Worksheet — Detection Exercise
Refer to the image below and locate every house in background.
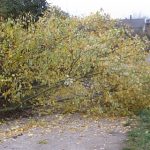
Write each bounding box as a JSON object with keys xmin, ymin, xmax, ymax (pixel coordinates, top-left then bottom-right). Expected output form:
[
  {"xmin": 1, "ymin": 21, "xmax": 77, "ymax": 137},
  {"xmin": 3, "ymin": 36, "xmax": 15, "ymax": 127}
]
[
  {"xmin": 118, "ymin": 15, "xmax": 150, "ymax": 37},
  {"xmin": 145, "ymin": 19, "xmax": 150, "ymax": 38}
]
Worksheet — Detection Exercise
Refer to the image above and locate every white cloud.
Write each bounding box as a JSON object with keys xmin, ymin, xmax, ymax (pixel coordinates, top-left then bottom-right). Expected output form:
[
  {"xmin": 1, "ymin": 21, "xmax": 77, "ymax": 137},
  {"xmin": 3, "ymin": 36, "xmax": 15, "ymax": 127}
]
[{"xmin": 47, "ymin": 0, "xmax": 150, "ymax": 18}]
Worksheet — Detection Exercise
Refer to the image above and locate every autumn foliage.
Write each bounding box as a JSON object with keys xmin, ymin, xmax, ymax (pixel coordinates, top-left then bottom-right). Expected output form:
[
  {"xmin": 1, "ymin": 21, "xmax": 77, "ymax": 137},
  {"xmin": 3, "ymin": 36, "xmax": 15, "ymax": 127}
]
[{"xmin": 0, "ymin": 11, "xmax": 149, "ymax": 116}]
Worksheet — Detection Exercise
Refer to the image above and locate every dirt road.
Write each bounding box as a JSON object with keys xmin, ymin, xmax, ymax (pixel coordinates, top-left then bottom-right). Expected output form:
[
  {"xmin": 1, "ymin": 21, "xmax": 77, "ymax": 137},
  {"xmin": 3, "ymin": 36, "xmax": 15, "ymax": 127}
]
[{"xmin": 0, "ymin": 114, "xmax": 131, "ymax": 150}]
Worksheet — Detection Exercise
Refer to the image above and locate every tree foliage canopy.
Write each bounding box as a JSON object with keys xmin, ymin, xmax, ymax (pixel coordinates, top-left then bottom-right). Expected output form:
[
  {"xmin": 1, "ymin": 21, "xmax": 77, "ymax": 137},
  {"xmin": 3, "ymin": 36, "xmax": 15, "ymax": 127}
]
[
  {"xmin": 0, "ymin": 10, "xmax": 149, "ymax": 116},
  {"xmin": 0, "ymin": 0, "xmax": 48, "ymax": 20}
]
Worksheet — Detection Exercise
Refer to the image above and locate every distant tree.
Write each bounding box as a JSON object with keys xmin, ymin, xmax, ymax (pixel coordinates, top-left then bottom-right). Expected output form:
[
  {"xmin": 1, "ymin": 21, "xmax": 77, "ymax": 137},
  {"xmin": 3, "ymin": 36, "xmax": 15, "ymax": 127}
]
[
  {"xmin": 47, "ymin": 5, "xmax": 70, "ymax": 19},
  {"xmin": 0, "ymin": 0, "xmax": 48, "ymax": 21}
]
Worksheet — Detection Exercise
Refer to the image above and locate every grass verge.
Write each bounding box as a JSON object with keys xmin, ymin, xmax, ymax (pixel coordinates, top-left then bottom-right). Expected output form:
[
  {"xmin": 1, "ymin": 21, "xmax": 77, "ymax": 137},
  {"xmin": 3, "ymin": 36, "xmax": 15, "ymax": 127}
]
[{"xmin": 124, "ymin": 109, "xmax": 150, "ymax": 150}]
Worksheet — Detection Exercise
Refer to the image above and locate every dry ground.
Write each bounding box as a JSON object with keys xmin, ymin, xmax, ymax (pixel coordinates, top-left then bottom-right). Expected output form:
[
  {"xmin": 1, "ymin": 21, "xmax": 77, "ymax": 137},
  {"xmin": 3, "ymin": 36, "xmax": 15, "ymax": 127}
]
[{"xmin": 0, "ymin": 114, "xmax": 132, "ymax": 150}]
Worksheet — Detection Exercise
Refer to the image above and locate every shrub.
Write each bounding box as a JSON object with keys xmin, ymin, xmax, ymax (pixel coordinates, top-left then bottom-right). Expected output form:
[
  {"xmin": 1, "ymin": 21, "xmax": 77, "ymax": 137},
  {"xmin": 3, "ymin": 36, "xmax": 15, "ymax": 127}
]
[{"xmin": 0, "ymin": 11, "xmax": 149, "ymax": 115}]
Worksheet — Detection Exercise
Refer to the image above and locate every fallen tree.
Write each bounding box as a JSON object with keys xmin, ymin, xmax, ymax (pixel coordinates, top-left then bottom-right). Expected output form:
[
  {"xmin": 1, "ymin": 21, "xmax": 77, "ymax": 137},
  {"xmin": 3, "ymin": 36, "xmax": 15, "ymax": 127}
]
[{"xmin": 0, "ymin": 11, "xmax": 150, "ymax": 116}]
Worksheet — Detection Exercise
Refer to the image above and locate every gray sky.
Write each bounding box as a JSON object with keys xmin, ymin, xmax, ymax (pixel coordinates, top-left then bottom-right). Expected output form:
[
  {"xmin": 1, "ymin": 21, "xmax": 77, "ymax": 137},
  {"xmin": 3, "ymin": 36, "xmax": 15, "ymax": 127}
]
[{"xmin": 47, "ymin": 0, "xmax": 150, "ymax": 18}]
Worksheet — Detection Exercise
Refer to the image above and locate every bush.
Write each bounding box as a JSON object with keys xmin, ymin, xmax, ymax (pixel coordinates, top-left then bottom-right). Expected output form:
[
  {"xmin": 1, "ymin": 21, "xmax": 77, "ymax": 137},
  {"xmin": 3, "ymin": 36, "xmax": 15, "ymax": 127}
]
[{"xmin": 0, "ymin": 11, "xmax": 149, "ymax": 115}]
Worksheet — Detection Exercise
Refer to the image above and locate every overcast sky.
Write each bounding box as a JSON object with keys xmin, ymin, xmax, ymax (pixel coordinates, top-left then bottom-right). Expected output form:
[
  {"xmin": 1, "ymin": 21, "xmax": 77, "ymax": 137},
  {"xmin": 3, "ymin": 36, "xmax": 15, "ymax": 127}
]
[{"xmin": 47, "ymin": 0, "xmax": 150, "ymax": 18}]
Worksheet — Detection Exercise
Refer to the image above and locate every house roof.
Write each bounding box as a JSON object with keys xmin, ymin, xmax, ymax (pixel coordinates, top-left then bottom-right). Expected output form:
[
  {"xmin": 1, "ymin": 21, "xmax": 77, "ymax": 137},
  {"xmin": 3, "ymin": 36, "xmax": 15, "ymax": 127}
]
[{"xmin": 119, "ymin": 18, "xmax": 145, "ymax": 29}]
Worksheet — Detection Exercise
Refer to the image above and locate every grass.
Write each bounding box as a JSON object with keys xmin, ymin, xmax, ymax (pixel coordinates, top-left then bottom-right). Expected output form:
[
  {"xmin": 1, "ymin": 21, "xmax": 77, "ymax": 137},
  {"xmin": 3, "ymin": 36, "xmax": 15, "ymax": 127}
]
[{"xmin": 124, "ymin": 109, "xmax": 150, "ymax": 150}]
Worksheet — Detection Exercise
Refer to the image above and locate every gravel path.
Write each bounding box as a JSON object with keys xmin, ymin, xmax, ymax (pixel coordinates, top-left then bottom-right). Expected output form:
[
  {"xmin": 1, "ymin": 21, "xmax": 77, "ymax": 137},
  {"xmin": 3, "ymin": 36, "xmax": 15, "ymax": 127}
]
[{"xmin": 0, "ymin": 114, "xmax": 131, "ymax": 150}]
